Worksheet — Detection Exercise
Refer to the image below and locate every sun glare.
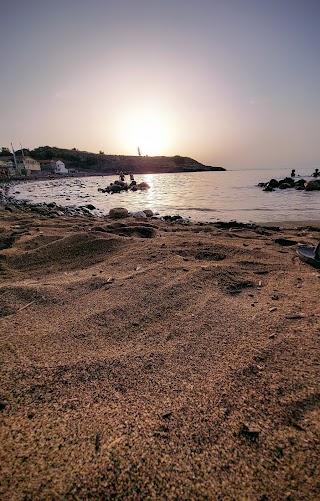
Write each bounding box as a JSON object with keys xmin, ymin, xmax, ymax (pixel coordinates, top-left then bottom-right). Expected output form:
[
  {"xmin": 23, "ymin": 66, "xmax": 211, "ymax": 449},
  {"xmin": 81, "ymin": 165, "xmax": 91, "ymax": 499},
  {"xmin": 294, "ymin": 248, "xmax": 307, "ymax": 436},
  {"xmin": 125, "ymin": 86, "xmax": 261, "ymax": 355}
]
[{"xmin": 118, "ymin": 107, "xmax": 172, "ymax": 156}]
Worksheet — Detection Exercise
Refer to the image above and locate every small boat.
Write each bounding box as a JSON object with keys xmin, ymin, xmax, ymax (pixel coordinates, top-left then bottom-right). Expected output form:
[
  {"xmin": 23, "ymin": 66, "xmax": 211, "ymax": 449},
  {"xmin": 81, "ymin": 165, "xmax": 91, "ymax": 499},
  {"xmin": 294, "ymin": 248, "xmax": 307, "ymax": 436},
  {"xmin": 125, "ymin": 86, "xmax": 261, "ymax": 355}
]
[{"xmin": 296, "ymin": 243, "xmax": 320, "ymax": 269}]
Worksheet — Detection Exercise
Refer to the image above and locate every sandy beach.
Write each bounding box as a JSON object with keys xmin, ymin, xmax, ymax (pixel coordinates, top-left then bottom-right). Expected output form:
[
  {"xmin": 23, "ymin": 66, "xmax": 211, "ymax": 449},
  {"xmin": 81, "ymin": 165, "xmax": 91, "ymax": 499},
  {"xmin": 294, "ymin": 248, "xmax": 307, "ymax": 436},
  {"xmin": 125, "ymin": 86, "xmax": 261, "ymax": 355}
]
[{"xmin": 0, "ymin": 203, "xmax": 319, "ymax": 499}]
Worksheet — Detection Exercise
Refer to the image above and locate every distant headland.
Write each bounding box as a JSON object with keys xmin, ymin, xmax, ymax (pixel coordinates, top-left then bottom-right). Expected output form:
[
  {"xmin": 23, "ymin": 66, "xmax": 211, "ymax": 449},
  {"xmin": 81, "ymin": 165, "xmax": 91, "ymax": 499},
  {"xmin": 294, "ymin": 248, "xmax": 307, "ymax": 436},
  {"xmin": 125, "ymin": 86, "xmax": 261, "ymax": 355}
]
[{"xmin": 0, "ymin": 145, "xmax": 225, "ymax": 177}]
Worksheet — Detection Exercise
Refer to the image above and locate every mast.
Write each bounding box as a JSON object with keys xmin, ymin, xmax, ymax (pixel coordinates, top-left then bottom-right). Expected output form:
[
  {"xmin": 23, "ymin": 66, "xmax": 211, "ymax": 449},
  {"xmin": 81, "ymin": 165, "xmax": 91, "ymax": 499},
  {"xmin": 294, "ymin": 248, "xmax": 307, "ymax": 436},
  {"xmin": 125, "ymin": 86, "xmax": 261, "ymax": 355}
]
[
  {"xmin": 11, "ymin": 143, "xmax": 18, "ymax": 171},
  {"xmin": 20, "ymin": 142, "xmax": 26, "ymax": 171}
]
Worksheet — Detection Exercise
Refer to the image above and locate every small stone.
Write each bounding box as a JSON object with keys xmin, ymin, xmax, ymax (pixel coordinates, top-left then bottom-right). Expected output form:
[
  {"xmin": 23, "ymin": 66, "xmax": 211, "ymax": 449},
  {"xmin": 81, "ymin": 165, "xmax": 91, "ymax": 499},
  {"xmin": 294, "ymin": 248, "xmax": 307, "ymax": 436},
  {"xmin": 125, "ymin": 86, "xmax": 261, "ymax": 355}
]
[
  {"xmin": 143, "ymin": 209, "xmax": 153, "ymax": 217},
  {"xmin": 272, "ymin": 295, "xmax": 279, "ymax": 300},
  {"xmin": 269, "ymin": 334, "xmax": 276, "ymax": 339},
  {"xmin": 285, "ymin": 314, "xmax": 305, "ymax": 319},
  {"xmin": 109, "ymin": 207, "xmax": 129, "ymax": 219},
  {"xmin": 0, "ymin": 402, "xmax": 7, "ymax": 411},
  {"xmin": 239, "ymin": 423, "xmax": 261, "ymax": 441},
  {"xmin": 269, "ymin": 307, "xmax": 277, "ymax": 312}
]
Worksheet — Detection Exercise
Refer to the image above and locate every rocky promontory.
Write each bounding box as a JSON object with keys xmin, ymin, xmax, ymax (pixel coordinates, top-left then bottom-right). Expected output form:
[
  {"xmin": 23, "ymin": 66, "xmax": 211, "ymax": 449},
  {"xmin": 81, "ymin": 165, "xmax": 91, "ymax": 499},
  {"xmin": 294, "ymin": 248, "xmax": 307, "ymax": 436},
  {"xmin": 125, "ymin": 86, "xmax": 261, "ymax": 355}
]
[{"xmin": 6, "ymin": 146, "xmax": 225, "ymax": 175}]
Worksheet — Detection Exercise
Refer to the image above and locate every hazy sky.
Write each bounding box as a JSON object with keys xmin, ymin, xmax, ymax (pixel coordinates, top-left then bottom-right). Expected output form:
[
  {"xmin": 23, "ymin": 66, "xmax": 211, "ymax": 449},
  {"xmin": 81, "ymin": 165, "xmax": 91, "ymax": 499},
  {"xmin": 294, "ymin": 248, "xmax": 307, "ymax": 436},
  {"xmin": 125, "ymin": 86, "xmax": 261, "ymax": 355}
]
[{"xmin": 1, "ymin": 0, "xmax": 319, "ymax": 169}]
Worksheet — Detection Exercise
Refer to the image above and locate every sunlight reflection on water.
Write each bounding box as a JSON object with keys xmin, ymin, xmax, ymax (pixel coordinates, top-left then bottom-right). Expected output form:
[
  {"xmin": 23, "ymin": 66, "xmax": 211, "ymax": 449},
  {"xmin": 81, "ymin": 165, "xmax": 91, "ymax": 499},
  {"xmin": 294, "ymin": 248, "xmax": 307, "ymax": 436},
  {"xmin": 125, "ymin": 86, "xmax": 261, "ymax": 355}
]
[{"xmin": 9, "ymin": 168, "xmax": 320, "ymax": 223}]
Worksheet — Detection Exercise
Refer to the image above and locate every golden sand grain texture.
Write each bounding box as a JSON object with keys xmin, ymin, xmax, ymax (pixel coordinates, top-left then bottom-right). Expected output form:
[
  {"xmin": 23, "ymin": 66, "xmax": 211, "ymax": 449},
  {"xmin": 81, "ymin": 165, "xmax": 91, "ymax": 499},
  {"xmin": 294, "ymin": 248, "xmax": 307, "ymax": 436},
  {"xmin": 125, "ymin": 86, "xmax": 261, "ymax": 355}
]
[{"xmin": 0, "ymin": 206, "xmax": 319, "ymax": 499}]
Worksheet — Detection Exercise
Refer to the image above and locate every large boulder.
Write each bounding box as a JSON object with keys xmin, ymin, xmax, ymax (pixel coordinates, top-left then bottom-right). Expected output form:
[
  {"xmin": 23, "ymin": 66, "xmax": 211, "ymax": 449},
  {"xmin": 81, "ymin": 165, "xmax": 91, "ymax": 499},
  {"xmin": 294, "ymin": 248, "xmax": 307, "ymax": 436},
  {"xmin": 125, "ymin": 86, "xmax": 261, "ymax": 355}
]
[
  {"xmin": 305, "ymin": 180, "xmax": 320, "ymax": 191},
  {"xmin": 268, "ymin": 178, "xmax": 279, "ymax": 188},
  {"xmin": 278, "ymin": 177, "xmax": 295, "ymax": 188},
  {"xmin": 294, "ymin": 179, "xmax": 306, "ymax": 188},
  {"xmin": 109, "ymin": 207, "xmax": 129, "ymax": 219}
]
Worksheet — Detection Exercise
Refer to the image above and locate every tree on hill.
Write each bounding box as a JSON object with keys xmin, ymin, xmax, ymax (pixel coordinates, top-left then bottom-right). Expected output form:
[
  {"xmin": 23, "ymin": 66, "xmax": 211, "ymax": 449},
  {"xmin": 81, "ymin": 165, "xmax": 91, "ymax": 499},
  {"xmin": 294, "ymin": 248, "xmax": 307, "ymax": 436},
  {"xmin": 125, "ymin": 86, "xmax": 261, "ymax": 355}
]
[
  {"xmin": 0, "ymin": 147, "xmax": 12, "ymax": 156},
  {"xmin": 31, "ymin": 147, "xmax": 54, "ymax": 160}
]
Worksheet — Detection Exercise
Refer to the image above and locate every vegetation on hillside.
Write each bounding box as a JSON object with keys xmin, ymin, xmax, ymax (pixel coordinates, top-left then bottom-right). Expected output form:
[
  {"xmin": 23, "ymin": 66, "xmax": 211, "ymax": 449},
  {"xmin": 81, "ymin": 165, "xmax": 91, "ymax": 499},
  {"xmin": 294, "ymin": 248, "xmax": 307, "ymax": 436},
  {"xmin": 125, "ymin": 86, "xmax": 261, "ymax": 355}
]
[{"xmin": 1, "ymin": 145, "xmax": 225, "ymax": 174}]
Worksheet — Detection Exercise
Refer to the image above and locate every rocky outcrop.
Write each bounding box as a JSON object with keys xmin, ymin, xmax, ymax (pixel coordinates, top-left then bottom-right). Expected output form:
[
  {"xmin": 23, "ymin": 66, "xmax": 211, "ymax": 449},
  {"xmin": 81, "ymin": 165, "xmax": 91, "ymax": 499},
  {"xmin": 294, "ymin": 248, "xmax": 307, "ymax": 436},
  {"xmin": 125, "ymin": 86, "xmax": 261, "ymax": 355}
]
[
  {"xmin": 305, "ymin": 180, "xmax": 320, "ymax": 191},
  {"xmin": 259, "ymin": 177, "xmax": 320, "ymax": 192},
  {"xmin": 98, "ymin": 180, "xmax": 151, "ymax": 194}
]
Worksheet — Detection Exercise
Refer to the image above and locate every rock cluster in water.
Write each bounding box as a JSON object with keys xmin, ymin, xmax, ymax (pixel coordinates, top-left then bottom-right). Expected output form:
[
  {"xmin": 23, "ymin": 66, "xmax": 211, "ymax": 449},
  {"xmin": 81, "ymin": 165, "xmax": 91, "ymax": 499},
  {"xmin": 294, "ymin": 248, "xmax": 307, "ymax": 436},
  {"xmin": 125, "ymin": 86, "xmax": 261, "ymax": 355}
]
[
  {"xmin": 258, "ymin": 177, "xmax": 320, "ymax": 192},
  {"xmin": 98, "ymin": 180, "xmax": 150, "ymax": 194}
]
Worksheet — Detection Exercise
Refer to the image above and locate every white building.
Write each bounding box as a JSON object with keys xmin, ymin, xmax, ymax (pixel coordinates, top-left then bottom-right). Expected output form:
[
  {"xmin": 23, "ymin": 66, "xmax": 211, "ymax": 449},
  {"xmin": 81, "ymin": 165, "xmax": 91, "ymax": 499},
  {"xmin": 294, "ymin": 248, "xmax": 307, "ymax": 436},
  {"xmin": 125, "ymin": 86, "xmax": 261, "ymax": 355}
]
[{"xmin": 53, "ymin": 160, "xmax": 68, "ymax": 174}]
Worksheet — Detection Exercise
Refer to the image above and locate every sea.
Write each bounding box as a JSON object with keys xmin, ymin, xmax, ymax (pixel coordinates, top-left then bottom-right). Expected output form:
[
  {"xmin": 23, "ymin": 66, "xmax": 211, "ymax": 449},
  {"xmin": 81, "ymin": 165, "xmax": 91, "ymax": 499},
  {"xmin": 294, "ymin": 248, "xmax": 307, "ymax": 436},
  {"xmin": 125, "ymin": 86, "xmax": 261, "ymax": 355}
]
[{"xmin": 7, "ymin": 168, "xmax": 320, "ymax": 224}]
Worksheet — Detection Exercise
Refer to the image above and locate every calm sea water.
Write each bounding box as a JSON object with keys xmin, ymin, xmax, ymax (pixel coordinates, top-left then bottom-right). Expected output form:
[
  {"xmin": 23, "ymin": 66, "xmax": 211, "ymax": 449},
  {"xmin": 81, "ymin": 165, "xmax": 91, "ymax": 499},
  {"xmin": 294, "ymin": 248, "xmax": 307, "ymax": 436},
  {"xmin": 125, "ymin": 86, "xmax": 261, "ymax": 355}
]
[{"xmin": 8, "ymin": 168, "xmax": 320, "ymax": 223}]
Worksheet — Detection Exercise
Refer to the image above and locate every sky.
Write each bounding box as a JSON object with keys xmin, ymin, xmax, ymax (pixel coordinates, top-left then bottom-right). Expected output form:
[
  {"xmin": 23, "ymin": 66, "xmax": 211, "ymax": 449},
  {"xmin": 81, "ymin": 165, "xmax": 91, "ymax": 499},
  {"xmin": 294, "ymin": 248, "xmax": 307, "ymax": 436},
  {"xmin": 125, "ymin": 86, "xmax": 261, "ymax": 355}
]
[{"xmin": 1, "ymin": 0, "xmax": 319, "ymax": 169}]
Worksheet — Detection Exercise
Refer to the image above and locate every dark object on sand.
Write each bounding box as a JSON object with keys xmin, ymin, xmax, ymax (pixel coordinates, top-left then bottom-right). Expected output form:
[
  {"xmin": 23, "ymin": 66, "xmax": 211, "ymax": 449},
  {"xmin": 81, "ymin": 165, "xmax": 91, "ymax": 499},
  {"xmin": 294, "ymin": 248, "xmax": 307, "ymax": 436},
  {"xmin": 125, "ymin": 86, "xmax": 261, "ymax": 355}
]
[
  {"xmin": 275, "ymin": 238, "xmax": 297, "ymax": 246},
  {"xmin": 296, "ymin": 243, "xmax": 320, "ymax": 269}
]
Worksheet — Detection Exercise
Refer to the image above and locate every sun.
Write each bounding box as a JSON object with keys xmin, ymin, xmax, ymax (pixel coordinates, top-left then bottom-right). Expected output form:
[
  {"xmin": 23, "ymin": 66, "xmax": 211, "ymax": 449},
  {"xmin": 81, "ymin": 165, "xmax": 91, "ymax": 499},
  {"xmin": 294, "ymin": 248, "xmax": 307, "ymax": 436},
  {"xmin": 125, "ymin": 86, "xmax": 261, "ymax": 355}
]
[{"xmin": 118, "ymin": 106, "xmax": 172, "ymax": 156}]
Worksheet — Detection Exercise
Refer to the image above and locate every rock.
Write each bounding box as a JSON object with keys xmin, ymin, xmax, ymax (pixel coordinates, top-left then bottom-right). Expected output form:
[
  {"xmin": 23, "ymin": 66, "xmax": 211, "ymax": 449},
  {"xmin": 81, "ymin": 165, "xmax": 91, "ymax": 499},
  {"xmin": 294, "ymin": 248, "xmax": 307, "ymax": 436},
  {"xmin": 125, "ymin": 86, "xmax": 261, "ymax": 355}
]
[
  {"xmin": 109, "ymin": 207, "xmax": 129, "ymax": 219},
  {"xmin": 294, "ymin": 179, "xmax": 306, "ymax": 188},
  {"xmin": 137, "ymin": 182, "xmax": 150, "ymax": 190},
  {"xmin": 131, "ymin": 211, "xmax": 147, "ymax": 218},
  {"xmin": 83, "ymin": 204, "xmax": 96, "ymax": 210},
  {"xmin": 163, "ymin": 215, "xmax": 183, "ymax": 222},
  {"xmin": 239, "ymin": 423, "xmax": 261, "ymax": 442},
  {"xmin": 267, "ymin": 179, "xmax": 279, "ymax": 188},
  {"xmin": 274, "ymin": 238, "xmax": 297, "ymax": 246},
  {"xmin": 279, "ymin": 177, "xmax": 295, "ymax": 187},
  {"xmin": 143, "ymin": 209, "xmax": 154, "ymax": 217},
  {"xmin": 279, "ymin": 183, "xmax": 292, "ymax": 189},
  {"xmin": 107, "ymin": 184, "xmax": 122, "ymax": 193},
  {"xmin": 305, "ymin": 179, "xmax": 320, "ymax": 191}
]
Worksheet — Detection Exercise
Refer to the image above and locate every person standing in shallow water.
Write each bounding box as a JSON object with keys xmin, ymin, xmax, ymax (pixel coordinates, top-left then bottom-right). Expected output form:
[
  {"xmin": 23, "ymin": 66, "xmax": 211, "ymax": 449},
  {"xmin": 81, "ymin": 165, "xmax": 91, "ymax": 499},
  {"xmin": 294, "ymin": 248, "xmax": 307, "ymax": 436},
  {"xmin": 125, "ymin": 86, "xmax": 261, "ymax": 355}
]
[
  {"xmin": 129, "ymin": 172, "xmax": 135, "ymax": 181},
  {"xmin": 312, "ymin": 168, "xmax": 319, "ymax": 177},
  {"xmin": 291, "ymin": 169, "xmax": 295, "ymax": 177}
]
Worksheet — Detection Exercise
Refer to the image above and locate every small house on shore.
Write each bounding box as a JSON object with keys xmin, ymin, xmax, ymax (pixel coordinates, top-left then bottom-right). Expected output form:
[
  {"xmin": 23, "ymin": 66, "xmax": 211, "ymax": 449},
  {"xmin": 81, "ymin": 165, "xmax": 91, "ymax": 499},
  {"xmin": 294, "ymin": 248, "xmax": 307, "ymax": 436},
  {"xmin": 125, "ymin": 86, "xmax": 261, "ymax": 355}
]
[
  {"xmin": 54, "ymin": 160, "xmax": 68, "ymax": 174},
  {"xmin": 16, "ymin": 156, "xmax": 41, "ymax": 176},
  {"xmin": 39, "ymin": 159, "xmax": 68, "ymax": 174}
]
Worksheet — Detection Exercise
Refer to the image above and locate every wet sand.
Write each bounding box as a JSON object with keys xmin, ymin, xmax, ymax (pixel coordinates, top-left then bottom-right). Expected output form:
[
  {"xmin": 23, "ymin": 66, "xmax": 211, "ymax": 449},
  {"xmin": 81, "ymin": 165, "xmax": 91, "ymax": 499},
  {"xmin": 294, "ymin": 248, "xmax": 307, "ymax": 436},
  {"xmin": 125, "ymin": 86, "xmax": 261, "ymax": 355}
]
[{"xmin": 0, "ymin": 204, "xmax": 319, "ymax": 499}]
